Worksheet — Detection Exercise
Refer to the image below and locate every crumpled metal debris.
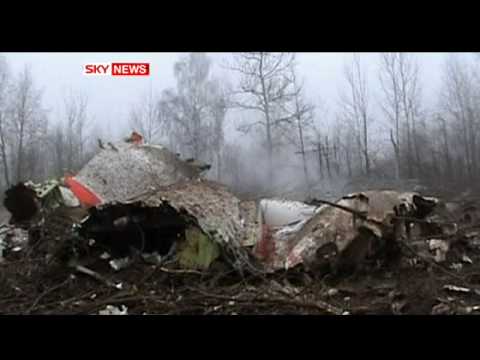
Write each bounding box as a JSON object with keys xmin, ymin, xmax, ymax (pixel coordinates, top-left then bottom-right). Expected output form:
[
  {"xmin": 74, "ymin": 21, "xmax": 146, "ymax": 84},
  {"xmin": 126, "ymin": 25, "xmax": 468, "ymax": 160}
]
[
  {"xmin": 80, "ymin": 180, "xmax": 253, "ymax": 271},
  {"xmin": 59, "ymin": 186, "xmax": 80, "ymax": 207},
  {"xmin": 71, "ymin": 141, "xmax": 210, "ymax": 205},
  {"xmin": 443, "ymin": 284, "xmax": 471, "ymax": 293},
  {"xmin": 109, "ymin": 257, "xmax": 132, "ymax": 271},
  {"xmin": 253, "ymin": 199, "xmax": 319, "ymax": 266},
  {"xmin": 141, "ymin": 252, "xmax": 163, "ymax": 265},
  {"xmin": 3, "ymin": 180, "xmax": 81, "ymax": 224},
  {"xmin": 3, "ymin": 132, "xmax": 465, "ymax": 276},
  {"xmin": 0, "ymin": 238, "xmax": 4, "ymax": 260},
  {"xmin": 450, "ymin": 263, "xmax": 463, "ymax": 272},
  {"xmin": 151, "ymin": 181, "xmax": 247, "ymax": 247},
  {"xmin": 0, "ymin": 225, "xmax": 29, "ymax": 261},
  {"xmin": 465, "ymin": 305, "xmax": 480, "ymax": 313},
  {"xmin": 98, "ymin": 305, "xmax": 128, "ymax": 315},
  {"xmin": 428, "ymin": 239, "xmax": 450, "ymax": 263},
  {"xmin": 462, "ymin": 254, "xmax": 473, "ymax": 264},
  {"xmin": 100, "ymin": 252, "xmax": 111, "ymax": 260},
  {"xmin": 239, "ymin": 200, "xmax": 259, "ymax": 247},
  {"xmin": 258, "ymin": 199, "xmax": 318, "ymax": 228},
  {"xmin": 432, "ymin": 302, "xmax": 453, "ymax": 315},
  {"xmin": 251, "ymin": 191, "xmax": 439, "ymax": 271},
  {"xmin": 75, "ymin": 185, "xmax": 451, "ymax": 273}
]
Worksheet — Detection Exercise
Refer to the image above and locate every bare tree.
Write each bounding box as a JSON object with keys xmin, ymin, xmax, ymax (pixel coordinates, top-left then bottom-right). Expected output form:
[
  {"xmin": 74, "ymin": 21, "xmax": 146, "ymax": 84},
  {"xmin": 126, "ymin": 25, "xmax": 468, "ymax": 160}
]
[
  {"xmin": 24, "ymin": 111, "xmax": 49, "ymax": 182},
  {"xmin": 229, "ymin": 52, "xmax": 298, "ymax": 184},
  {"xmin": 379, "ymin": 53, "xmax": 424, "ymax": 179},
  {"xmin": 330, "ymin": 116, "xmax": 349, "ymax": 178},
  {"xmin": 51, "ymin": 122, "xmax": 66, "ymax": 176},
  {"xmin": 160, "ymin": 53, "xmax": 220, "ymax": 163},
  {"xmin": 208, "ymin": 79, "xmax": 229, "ymax": 181},
  {"xmin": 289, "ymin": 66, "xmax": 315, "ymax": 191},
  {"xmin": 0, "ymin": 56, "xmax": 11, "ymax": 187},
  {"xmin": 341, "ymin": 54, "xmax": 371, "ymax": 176},
  {"xmin": 129, "ymin": 84, "xmax": 161, "ymax": 143},
  {"xmin": 440, "ymin": 55, "xmax": 479, "ymax": 182},
  {"xmin": 398, "ymin": 54, "xmax": 422, "ymax": 178},
  {"xmin": 63, "ymin": 90, "xmax": 89, "ymax": 172},
  {"xmin": 379, "ymin": 53, "xmax": 402, "ymax": 179},
  {"xmin": 9, "ymin": 66, "xmax": 46, "ymax": 183},
  {"xmin": 222, "ymin": 142, "xmax": 242, "ymax": 191},
  {"xmin": 437, "ymin": 114, "xmax": 453, "ymax": 181}
]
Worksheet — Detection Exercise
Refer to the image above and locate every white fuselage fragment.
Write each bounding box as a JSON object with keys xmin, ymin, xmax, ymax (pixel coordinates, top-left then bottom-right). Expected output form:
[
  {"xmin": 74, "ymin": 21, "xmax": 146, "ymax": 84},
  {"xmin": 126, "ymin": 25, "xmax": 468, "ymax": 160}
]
[
  {"xmin": 252, "ymin": 191, "xmax": 439, "ymax": 272},
  {"xmin": 258, "ymin": 199, "xmax": 318, "ymax": 228}
]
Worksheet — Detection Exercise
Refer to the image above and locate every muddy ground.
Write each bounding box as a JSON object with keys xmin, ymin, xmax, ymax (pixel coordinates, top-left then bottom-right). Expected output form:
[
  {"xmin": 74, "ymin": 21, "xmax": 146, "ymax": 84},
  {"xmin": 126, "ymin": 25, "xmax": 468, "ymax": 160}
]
[
  {"xmin": 1, "ymin": 233, "xmax": 480, "ymax": 315},
  {"xmin": 2, "ymin": 188, "xmax": 480, "ymax": 315}
]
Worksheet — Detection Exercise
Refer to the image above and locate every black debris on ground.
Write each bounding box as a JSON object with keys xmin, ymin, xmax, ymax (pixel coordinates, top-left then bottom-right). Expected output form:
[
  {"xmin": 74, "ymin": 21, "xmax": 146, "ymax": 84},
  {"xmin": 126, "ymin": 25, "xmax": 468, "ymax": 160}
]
[
  {"xmin": 3, "ymin": 186, "xmax": 480, "ymax": 315},
  {"xmin": 2, "ymin": 225, "xmax": 480, "ymax": 315}
]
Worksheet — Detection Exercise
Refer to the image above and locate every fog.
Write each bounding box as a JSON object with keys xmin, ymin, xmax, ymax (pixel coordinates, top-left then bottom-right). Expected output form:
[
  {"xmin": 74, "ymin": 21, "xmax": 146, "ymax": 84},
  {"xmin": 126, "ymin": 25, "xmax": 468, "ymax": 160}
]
[
  {"xmin": 4, "ymin": 52, "xmax": 447, "ymax": 138},
  {"xmin": 0, "ymin": 52, "xmax": 478, "ymax": 200}
]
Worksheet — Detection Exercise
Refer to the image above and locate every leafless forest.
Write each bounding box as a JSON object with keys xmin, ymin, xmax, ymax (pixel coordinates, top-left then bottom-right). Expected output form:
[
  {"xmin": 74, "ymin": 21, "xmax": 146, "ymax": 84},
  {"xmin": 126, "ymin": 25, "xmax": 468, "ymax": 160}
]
[
  {"xmin": 1, "ymin": 52, "xmax": 479, "ymax": 199},
  {"xmin": 4, "ymin": 53, "xmax": 480, "ymax": 315}
]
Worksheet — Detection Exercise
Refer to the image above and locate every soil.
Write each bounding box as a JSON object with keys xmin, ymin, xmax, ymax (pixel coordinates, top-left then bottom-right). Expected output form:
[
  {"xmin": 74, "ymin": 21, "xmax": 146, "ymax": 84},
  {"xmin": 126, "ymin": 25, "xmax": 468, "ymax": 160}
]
[
  {"xmin": 2, "ymin": 235, "xmax": 480, "ymax": 315},
  {"xmin": 3, "ymin": 190, "xmax": 480, "ymax": 315}
]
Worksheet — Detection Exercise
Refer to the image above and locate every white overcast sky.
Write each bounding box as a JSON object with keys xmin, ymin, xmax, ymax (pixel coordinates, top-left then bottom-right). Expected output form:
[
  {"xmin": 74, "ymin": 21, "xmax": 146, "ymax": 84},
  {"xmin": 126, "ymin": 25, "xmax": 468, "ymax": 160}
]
[{"xmin": 1, "ymin": 52, "xmax": 455, "ymax": 141}]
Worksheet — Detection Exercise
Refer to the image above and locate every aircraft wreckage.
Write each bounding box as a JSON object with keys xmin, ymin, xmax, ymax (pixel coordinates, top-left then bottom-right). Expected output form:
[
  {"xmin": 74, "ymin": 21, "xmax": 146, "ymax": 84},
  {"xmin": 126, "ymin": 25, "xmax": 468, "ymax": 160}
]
[{"xmin": 1, "ymin": 132, "xmax": 461, "ymax": 273}]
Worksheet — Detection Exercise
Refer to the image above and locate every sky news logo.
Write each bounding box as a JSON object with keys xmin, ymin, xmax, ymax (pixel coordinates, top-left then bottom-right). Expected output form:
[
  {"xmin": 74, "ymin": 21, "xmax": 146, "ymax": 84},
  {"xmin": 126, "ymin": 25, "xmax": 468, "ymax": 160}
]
[{"xmin": 83, "ymin": 63, "xmax": 150, "ymax": 76}]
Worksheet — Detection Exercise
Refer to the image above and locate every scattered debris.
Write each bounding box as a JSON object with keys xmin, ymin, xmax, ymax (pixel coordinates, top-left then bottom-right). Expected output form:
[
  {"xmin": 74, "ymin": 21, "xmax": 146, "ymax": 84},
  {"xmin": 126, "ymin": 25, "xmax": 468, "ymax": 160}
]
[
  {"xmin": 0, "ymin": 225, "xmax": 28, "ymax": 260},
  {"xmin": 109, "ymin": 257, "xmax": 132, "ymax": 271},
  {"xmin": 3, "ymin": 132, "xmax": 480, "ymax": 315},
  {"xmin": 98, "ymin": 305, "xmax": 128, "ymax": 315},
  {"xmin": 449, "ymin": 263, "xmax": 463, "ymax": 272},
  {"xmin": 432, "ymin": 302, "xmax": 452, "ymax": 315},
  {"xmin": 78, "ymin": 180, "xmax": 254, "ymax": 272},
  {"xmin": 71, "ymin": 263, "xmax": 122, "ymax": 290},
  {"xmin": 429, "ymin": 239, "xmax": 450, "ymax": 263},
  {"xmin": 253, "ymin": 191, "xmax": 439, "ymax": 271},
  {"xmin": 443, "ymin": 285, "xmax": 471, "ymax": 293},
  {"xmin": 327, "ymin": 288, "xmax": 339, "ymax": 297},
  {"xmin": 141, "ymin": 252, "xmax": 163, "ymax": 265},
  {"xmin": 70, "ymin": 139, "xmax": 211, "ymax": 205},
  {"xmin": 4, "ymin": 179, "xmax": 80, "ymax": 224},
  {"xmin": 100, "ymin": 252, "xmax": 111, "ymax": 260},
  {"xmin": 462, "ymin": 254, "xmax": 473, "ymax": 264}
]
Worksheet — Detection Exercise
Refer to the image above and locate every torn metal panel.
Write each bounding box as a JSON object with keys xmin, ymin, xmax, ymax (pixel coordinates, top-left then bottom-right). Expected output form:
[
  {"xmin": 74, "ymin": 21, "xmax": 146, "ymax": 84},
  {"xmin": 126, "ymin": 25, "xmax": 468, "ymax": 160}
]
[
  {"xmin": 257, "ymin": 199, "xmax": 318, "ymax": 228},
  {"xmin": 59, "ymin": 186, "xmax": 80, "ymax": 207},
  {"xmin": 80, "ymin": 180, "xmax": 251, "ymax": 270},
  {"xmin": 428, "ymin": 239, "xmax": 450, "ymax": 263},
  {"xmin": 239, "ymin": 200, "xmax": 259, "ymax": 247},
  {"xmin": 414, "ymin": 200, "xmax": 464, "ymax": 247},
  {"xmin": 135, "ymin": 180, "xmax": 248, "ymax": 246},
  {"xmin": 98, "ymin": 305, "xmax": 128, "ymax": 315},
  {"xmin": 109, "ymin": 257, "xmax": 132, "ymax": 271},
  {"xmin": 253, "ymin": 191, "xmax": 439, "ymax": 272},
  {"xmin": 3, "ymin": 180, "xmax": 80, "ymax": 224},
  {"xmin": 72, "ymin": 142, "xmax": 210, "ymax": 205},
  {"xmin": 252, "ymin": 199, "xmax": 319, "ymax": 266}
]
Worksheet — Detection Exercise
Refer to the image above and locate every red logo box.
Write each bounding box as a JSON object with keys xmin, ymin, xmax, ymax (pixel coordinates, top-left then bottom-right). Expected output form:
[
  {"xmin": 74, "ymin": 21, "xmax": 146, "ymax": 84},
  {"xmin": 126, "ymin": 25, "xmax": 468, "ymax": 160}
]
[{"xmin": 111, "ymin": 63, "xmax": 150, "ymax": 76}]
